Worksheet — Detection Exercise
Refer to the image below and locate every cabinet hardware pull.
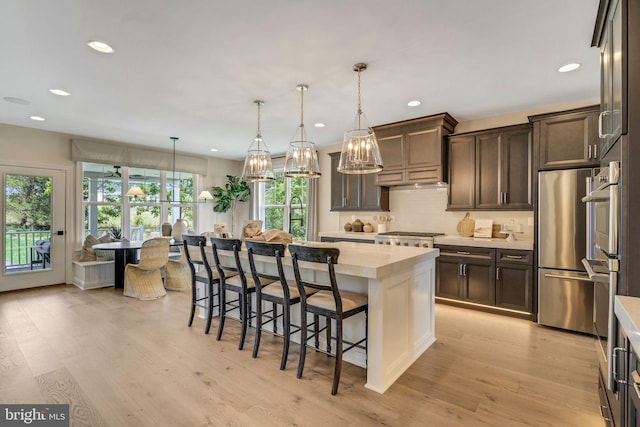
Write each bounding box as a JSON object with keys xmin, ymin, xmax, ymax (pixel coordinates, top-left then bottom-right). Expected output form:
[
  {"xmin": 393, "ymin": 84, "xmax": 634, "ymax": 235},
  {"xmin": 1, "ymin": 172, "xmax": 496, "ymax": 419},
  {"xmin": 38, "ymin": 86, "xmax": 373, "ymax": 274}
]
[
  {"xmin": 496, "ymin": 267, "xmax": 500, "ymax": 280},
  {"xmin": 457, "ymin": 251, "xmax": 471, "ymax": 255},
  {"xmin": 598, "ymin": 405, "xmax": 612, "ymax": 422},
  {"xmin": 588, "ymin": 144, "xmax": 592, "ymax": 159},
  {"xmin": 458, "ymin": 264, "xmax": 462, "ymax": 276},
  {"xmin": 543, "ymin": 273, "xmax": 593, "ymax": 282},
  {"xmin": 462, "ymin": 264, "xmax": 467, "ymax": 276},
  {"xmin": 632, "ymin": 371, "xmax": 640, "ymax": 399},
  {"xmin": 594, "ymin": 144, "xmax": 598, "ymax": 159},
  {"xmin": 598, "ymin": 111, "xmax": 606, "ymax": 138},
  {"xmin": 612, "ymin": 346, "xmax": 627, "ymax": 385},
  {"xmin": 505, "ymin": 255, "xmax": 523, "ymax": 259}
]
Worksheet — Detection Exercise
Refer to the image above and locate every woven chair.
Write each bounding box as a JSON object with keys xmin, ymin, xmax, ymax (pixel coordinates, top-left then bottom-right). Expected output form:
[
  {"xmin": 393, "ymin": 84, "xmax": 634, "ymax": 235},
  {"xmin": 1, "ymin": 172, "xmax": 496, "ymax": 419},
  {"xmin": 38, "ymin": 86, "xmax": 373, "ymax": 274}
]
[
  {"xmin": 246, "ymin": 240, "xmax": 317, "ymax": 370},
  {"xmin": 289, "ymin": 244, "xmax": 368, "ymax": 395},
  {"xmin": 123, "ymin": 238, "xmax": 169, "ymax": 300},
  {"xmin": 164, "ymin": 250, "xmax": 191, "ymax": 291},
  {"xmin": 211, "ymin": 237, "xmax": 274, "ymax": 350},
  {"xmin": 182, "ymin": 234, "xmax": 224, "ymax": 334}
]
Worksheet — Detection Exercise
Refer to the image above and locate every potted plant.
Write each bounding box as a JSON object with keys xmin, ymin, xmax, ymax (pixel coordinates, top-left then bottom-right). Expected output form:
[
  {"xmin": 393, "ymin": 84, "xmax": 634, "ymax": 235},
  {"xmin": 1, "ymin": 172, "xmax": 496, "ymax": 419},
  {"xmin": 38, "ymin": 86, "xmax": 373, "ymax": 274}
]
[{"xmin": 211, "ymin": 175, "xmax": 251, "ymax": 236}]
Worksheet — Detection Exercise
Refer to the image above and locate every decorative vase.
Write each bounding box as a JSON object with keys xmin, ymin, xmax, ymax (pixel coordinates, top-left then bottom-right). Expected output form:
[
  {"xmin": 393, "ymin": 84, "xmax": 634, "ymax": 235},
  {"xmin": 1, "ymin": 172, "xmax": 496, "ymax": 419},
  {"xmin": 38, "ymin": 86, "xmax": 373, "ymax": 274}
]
[
  {"xmin": 352, "ymin": 218, "xmax": 364, "ymax": 232},
  {"xmin": 363, "ymin": 223, "xmax": 374, "ymax": 233},
  {"xmin": 172, "ymin": 218, "xmax": 189, "ymax": 242},
  {"xmin": 344, "ymin": 222, "xmax": 352, "ymax": 232},
  {"xmin": 161, "ymin": 222, "xmax": 172, "ymax": 237},
  {"xmin": 378, "ymin": 223, "xmax": 387, "ymax": 233}
]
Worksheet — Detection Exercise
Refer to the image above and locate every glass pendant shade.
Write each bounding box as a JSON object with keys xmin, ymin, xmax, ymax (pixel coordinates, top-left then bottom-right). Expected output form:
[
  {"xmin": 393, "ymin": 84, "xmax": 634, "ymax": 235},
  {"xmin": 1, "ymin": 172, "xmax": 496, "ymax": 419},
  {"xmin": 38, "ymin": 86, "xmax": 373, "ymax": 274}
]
[
  {"xmin": 284, "ymin": 84, "xmax": 321, "ymax": 179},
  {"xmin": 241, "ymin": 100, "xmax": 275, "ymax": 182},
  {"xmin": 337, "ymin": 63, "xmax": 383, "ymax": 174}
]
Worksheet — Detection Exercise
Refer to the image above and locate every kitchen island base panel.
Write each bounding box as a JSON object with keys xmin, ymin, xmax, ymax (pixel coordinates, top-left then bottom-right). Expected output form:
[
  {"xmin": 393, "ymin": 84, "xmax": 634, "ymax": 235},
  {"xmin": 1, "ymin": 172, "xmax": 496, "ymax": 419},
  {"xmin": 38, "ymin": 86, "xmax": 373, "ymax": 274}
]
[{"xmin": 365, "ymin": 260, "xmax": 436, "ymax": 393}]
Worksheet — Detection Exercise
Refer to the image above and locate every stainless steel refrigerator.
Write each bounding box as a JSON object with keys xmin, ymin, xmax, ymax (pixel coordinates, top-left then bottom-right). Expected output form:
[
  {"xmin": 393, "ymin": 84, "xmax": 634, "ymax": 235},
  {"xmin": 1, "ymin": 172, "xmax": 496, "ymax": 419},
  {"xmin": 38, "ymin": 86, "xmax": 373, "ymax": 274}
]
[{"xmin": 538, "ymin": 168, "xmax": 597, "ymax": 334}]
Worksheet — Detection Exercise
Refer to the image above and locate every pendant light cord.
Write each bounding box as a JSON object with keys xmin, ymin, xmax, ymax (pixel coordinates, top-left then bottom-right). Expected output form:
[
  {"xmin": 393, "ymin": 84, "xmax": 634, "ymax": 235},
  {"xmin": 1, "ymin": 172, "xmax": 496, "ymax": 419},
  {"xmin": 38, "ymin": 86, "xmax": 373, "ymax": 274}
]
[
  {"xmin": 170, "ymin": 136, "xmax": 178, "ymax": 203},
  {"xmin": 299, "ymin": 86, "xmax": 306, "ymax": 141},
  {"xmin": 357, "ymin": 67, "xmax": 362, "ymax": 130},
  {"xmin": 256, "ymin": 101, "xmax": 262, "ymax": 148}
]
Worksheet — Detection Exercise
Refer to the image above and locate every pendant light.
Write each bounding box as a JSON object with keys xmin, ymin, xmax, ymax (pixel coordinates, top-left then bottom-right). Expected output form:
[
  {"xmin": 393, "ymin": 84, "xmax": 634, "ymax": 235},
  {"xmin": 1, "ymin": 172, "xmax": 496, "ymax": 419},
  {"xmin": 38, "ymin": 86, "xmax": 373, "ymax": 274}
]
[
  {"xmin": 337, "ymin": 63, "xmax": 383, "ymax": 174},
  {"xmin": 241, "ymin": 100, "xmax": 275, "ymax": 182},
  {"xmin": 283, "ymin": 84, "xmax": 321, "ymax": 179}
]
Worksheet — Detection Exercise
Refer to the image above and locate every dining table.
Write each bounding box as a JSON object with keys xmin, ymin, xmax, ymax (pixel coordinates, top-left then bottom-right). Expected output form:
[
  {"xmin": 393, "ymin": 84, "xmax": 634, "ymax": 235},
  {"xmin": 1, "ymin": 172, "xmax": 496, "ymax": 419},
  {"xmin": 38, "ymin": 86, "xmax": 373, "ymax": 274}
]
[{"xmin": 92, "ymin": 239, "xmax": 182, "ymax": 289}]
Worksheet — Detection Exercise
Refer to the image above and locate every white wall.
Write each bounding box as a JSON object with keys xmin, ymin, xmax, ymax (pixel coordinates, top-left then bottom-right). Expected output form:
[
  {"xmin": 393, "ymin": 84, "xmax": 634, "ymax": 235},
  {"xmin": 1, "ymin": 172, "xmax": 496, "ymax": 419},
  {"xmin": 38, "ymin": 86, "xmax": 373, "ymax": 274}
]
[{"xmin": 315, "ymin": 99, "xmax": 599, "ymax": 240}]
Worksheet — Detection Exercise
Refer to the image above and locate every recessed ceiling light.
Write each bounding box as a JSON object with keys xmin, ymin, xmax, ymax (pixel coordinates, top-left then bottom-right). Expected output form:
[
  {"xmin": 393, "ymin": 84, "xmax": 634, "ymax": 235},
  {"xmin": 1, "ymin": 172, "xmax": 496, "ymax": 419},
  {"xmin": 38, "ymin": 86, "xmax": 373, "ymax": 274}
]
[
  {"xmin": 314, "ymin": 123, "xmax": 325, "ymax": 128},
  {"xmin": 29, "ymin": 116, "xmax": 45, "ymax": 121},
  {"xmin": 209, "ymin": 148, "xmax": 218, "ymax": 152},
  {"xmin": 558, "ymin": 63, "xmax": 580, "ymax": 73},
  {"xmin": 49, "ymin": 88, "xmax": 70, "ymax": 96},
  {"xmin": 3, "ymin": 96, "xmax": 30, "ymax": 105},
  {"xmin": 87, "ymin": 40, "xmax": 114, "ymax": 53},
  {"xmin": 407, "ymin": 100, "xmax": 422, "ymax": 107}
]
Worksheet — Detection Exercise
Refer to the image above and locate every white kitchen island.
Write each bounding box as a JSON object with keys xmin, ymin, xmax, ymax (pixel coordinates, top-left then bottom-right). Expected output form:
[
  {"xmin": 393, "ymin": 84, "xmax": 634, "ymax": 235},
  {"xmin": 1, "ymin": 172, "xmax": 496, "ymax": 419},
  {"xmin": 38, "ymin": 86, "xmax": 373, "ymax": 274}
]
[{"xmin": 210, "ymin": 241, "xmax": 439, "ymax": 394}]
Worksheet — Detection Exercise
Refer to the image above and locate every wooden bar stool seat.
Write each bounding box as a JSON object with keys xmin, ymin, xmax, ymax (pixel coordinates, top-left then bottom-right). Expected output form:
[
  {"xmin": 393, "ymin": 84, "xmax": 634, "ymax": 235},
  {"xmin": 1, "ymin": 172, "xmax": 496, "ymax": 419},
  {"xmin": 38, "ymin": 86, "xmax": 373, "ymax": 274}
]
[{"xmin": 289, "ymin": 244, "xmax": 368, "ymax": 395}]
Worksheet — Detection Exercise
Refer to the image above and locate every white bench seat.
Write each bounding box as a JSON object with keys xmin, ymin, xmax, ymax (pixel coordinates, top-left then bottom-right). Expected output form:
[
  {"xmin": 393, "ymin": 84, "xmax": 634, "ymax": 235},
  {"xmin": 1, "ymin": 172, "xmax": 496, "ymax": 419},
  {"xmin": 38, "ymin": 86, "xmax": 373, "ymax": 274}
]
[{"xmin": 72, "ymin": 260, "xmax": 114, "ymax": 290}]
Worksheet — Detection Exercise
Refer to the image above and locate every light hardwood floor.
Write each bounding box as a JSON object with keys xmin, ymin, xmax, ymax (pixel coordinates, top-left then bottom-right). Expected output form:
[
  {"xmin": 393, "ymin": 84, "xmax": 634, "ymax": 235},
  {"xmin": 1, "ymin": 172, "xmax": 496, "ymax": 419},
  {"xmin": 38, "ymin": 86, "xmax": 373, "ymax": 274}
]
[{"xmin": 0, "ymin": 285, "xmax": 603, "ymax": 426}]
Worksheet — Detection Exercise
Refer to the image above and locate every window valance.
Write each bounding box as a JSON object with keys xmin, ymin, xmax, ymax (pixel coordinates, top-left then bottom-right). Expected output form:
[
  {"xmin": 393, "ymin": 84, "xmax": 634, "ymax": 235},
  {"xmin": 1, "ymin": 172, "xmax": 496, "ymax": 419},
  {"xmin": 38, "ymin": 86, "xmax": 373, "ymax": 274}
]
[{"xmin": 71, "ymin": 138, "xmax": 208, "ymax": 176}]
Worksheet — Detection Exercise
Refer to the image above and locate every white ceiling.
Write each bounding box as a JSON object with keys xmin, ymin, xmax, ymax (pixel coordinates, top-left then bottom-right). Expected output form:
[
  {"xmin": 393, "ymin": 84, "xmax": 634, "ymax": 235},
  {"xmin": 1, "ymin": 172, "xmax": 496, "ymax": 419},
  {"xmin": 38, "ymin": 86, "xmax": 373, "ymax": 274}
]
[{"xmin": 0, "ymin": 0, "xmax": 601, "ymax": 161}]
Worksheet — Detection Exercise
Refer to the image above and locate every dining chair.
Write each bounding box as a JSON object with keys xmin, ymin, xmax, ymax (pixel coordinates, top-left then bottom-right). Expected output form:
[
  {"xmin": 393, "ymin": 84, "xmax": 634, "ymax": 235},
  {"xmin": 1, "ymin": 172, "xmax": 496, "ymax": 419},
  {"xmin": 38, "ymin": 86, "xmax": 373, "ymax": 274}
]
[
  {"xmin": 245, "ymin": 240, "xmax": 315, "ymax": 370},
  {"xmin": 289, "ymin": 244, "xmax": 368, "ymax": 395},
  {"xmin": 182, "ymin": 235, "xmax": 221, "ymax": 334},
  {"xmin": 123, "ymin": 237, "xmax": 169, "ymax": 300},
  {"xmin": 164, "ymin": 248, "xmax": 192, "ymax": 291},
  {"xmin": 211, "ymin": 237, "xmax": 273, "ymax": 350}
]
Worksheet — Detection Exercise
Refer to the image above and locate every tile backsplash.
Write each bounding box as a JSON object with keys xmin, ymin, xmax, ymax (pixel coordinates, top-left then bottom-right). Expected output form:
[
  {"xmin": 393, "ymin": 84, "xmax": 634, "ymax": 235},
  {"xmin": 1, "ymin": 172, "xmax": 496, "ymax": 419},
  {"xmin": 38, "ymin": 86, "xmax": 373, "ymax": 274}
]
[{"xmin": 334, "ymin": 185, "xmax": 534, "ymax": 240}]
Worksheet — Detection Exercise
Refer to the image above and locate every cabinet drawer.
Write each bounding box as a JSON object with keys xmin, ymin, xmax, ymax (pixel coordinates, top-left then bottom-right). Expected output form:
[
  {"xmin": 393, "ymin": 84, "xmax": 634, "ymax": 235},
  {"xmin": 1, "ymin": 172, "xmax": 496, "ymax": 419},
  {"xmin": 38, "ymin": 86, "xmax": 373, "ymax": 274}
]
[
  {"xmin": 375, "ymin": 170, "xmax": 404, "ymax": 185},
  {"xmin": 496, "ymin": 249, "xmax": 532, "ymax": 264},
  {"xmin": 406, "ymin": 166, "xmax": 442, "ymax": 183},
  {"xmin": 437, "ymin": 245, "xmax": 493, "ymax": 260}
]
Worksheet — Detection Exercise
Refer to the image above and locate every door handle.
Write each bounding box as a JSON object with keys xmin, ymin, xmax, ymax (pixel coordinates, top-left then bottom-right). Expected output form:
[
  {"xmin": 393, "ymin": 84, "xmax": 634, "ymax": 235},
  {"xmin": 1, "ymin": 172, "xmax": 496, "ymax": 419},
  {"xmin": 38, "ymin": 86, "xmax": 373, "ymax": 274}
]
[
  {"xmin": 462, "ymin": 264, "xmax": 467, "ymax": 276},
  {"xmin": 598, "ymin": 111, "xmax": 609, "ymax": 138},
  {"xmin": 632, "ymin": 371, "xmax": 640, "ymax": 399},
  {"xmin": 496, "ymin": 267, "xmax": 500, "ymax": 281},
  {"xmin": 456, "ymin": 251, "xmax": 471, "ymax": 255},
  {"xmin": 598, "ymin": 405, "xmax": 612, "ymax": 422},
  {"xmin": 505, "ymin": 255, "xmax": 523, "ymax": 259},
  {"xmin": 593, "ymin": 144, "xmax": 598, "ymax": 159},
  {"xmin": 588, "ymin": 144, "xmax": 592, "ymax": 159},
  {"xmin": 458, "ymin": 264, "xmax": 462, "ymax": 276},
  {"xmin": 543, "ymin": 273, "xmax": 594, "ymax": 282},
  {"xmin": 612, "ymin": 346, "xmax": 627, "ymax": 385}
]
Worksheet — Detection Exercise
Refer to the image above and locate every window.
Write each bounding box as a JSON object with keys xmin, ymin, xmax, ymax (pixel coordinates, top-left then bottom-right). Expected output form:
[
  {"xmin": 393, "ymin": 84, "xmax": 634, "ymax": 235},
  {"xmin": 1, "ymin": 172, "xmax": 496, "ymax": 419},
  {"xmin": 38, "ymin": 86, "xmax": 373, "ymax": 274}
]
[
  {"xmin": 259, "ymin": 171, "xmax": 307, "ymax": 241},
  {"xmin": 82, "ymin": 163, "xmax": 195, "ymax": 240}
]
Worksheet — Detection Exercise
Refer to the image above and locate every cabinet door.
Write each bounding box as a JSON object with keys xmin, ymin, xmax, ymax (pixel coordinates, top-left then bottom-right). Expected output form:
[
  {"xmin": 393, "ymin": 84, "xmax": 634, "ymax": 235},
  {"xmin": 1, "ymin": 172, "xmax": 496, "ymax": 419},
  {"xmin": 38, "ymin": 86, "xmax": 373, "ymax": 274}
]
[
  {"xmin": 628, "ymin": 344, "xmax": 640, "ymax": 427},
  {"xmin": 475, "ymin": 132, "xmax": 501, "ymax": 209},
  {"xmin": 447, "ymin": 136, "xmax": 475, "ymax": 210},
  {"xmin": 406, "ymin": 127, "xmax": 442, "ymax": 169},
  {"xmin": 538, "ymin": 109, "xmax": 599, "ymax": 169},
  {"xmin": 463, "ymin": 259, "xmax": 495, "ymax": 305},
  {"xmin": 496, "ymin": 262, "xmax": 532, "ymax": 312},
  {"xmin": 600, "ymin": 0, "xmax": 623, "ymax": 156},
  {"xmin": 329, "ymin": 152, "xmax": 361, "ymax": 211},
  {"xmin": 361, "ymin": 173, "xmax": 389, "ymax": 211},
  {"xmin": 375, "ymin": 132, "xmax": 405, "ymax": 185},
  {"xmin": 501, "ymin": 128, "xmax": 532, "ymax": 209},
  {"xmin": 436, "ymin": 257, "xmax": 463, "ymax": 299}
]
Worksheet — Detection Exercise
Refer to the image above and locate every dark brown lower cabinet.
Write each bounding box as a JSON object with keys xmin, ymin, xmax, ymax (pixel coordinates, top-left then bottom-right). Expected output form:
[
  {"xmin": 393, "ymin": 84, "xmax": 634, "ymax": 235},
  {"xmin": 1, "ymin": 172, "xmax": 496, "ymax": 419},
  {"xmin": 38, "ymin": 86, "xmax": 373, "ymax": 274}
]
[
  {"xmin": 435, "ymin": 246, "xmax": 494, "ymax": 306},
  {"xmin": 495, "ymin": 249, "xmax": 533, "ymax": 312},
  {"xmin": 436, "ymin": 245, "xmax": 533, "ymax": 316}
]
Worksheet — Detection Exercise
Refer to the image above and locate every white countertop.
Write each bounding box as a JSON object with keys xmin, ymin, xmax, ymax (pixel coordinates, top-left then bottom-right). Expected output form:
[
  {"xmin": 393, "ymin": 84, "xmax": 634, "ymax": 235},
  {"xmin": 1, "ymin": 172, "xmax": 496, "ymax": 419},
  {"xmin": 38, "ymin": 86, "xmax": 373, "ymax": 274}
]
[
  {"xmin": 615, "ymin": 296, "xmax": 640, "ymax": 352},
  {"xmin": 434, "ymin": 235, "xmax": 534, "ymax": 250}
]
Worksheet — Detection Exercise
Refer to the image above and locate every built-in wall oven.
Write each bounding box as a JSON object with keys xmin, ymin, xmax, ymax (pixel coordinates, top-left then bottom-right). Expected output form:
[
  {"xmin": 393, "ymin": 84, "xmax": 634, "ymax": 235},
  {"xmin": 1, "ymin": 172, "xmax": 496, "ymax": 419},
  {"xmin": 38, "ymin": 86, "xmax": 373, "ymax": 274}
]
[{"xmin": 582, "ymin": 161, "xmax": 621, "ymax": 398}]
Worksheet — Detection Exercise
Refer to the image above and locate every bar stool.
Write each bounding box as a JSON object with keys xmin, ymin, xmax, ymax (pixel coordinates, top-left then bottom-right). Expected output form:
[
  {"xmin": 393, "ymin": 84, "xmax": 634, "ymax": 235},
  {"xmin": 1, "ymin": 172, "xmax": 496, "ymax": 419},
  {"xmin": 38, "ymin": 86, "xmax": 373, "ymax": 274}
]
[
  {"xmin": 246, "ymin": 240, "xmax": 315, "ymax": 370},
  {"xmin": 289, "ymin": 244, "xmax": 368, "ymax": 395},
  {"xmin": 182, "ymin": 235, "xmax": 220, "ymax": 334},
  {"xmin": 211, "ymin": 237, "xmax": 273, "ymax": 350}
]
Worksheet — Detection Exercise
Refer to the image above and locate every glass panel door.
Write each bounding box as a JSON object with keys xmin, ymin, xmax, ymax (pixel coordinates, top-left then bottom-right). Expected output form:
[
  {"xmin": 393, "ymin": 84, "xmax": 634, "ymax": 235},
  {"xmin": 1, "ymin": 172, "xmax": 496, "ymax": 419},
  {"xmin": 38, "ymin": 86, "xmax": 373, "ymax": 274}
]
[{"xmin": 1, "ymin": 166, "xmax": 66, "ymax": 290}]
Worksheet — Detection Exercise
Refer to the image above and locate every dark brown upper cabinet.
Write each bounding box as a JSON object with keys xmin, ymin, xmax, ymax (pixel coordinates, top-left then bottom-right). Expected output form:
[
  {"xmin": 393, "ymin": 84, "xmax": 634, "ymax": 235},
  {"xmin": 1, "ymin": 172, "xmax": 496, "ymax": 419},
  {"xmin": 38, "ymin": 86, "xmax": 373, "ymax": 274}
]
[
  {"xmin": 372, "ymin": 113, "xmax": 458, "ymax": 186},
  {"xmin": 594, "ymin": 0, "xmax": 624, "ymax": 158},
  {"xmin": 329, "ymin": 152, "xmax": 389, "ymax": 212},
  {"xmin": 447, "ymin": 123, "xmax": 532, "ymax": 211},
  {"xmin": 529, "ymin": 105, "xmax": 600, "ymax": 170}
]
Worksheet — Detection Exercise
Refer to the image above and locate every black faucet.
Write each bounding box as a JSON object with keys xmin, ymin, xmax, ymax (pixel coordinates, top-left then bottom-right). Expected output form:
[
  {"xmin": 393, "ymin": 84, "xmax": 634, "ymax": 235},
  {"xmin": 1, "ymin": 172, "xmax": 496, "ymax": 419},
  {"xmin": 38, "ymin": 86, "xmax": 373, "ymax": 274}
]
[{"xmin": 289, "ymin": 195, "xmax": 304, "ymax": 233}]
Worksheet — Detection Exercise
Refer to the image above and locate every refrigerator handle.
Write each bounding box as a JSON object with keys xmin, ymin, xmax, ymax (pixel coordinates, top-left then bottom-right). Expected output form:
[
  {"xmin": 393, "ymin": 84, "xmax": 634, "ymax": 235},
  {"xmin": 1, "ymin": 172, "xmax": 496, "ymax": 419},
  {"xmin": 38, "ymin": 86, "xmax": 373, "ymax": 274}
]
[{"xmin": 585, "ymin": 175, "xmax": 595, "ymax": 260}]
